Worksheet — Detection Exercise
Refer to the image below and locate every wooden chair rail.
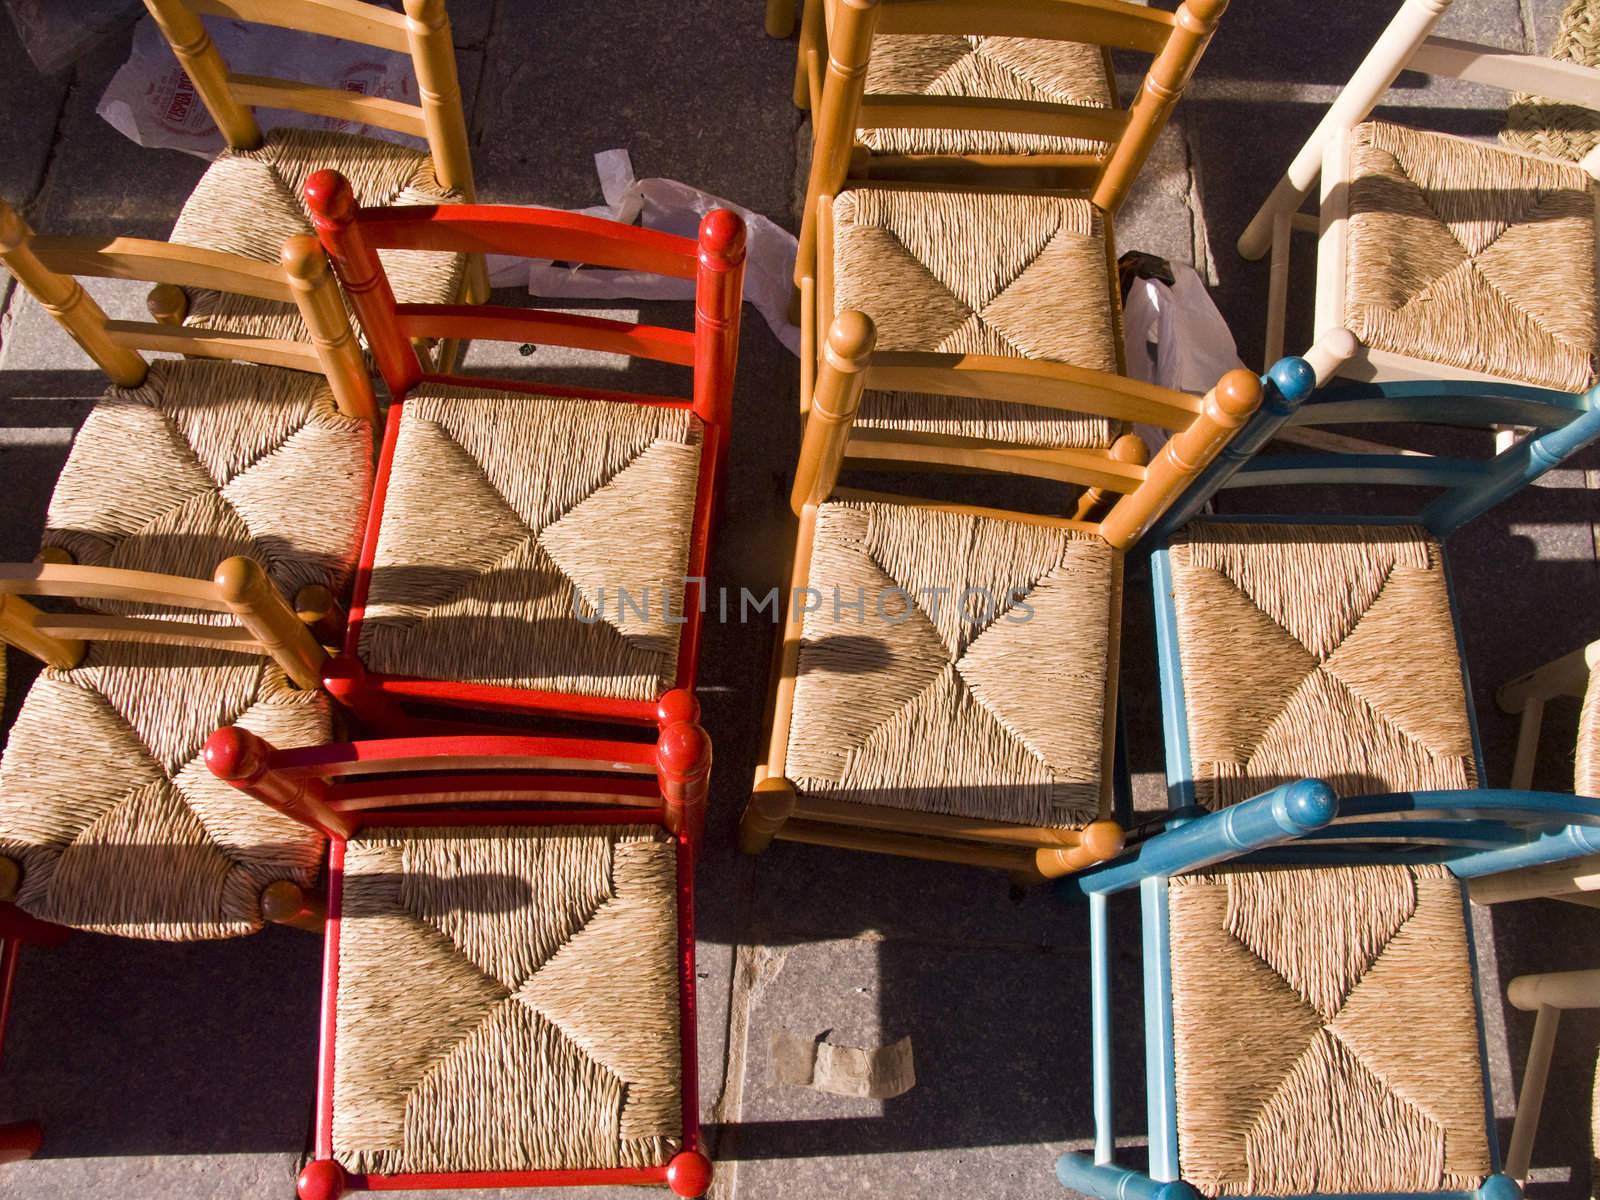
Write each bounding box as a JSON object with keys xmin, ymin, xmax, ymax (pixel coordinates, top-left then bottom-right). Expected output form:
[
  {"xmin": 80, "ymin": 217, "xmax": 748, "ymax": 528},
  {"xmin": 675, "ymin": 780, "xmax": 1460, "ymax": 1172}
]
[
  {"xmin": 30, "ymin": 615, "xmax": 264, "ymax": 654},
  {"xmin": 30, "ymin": 236, "xmax": 295, "ymax": 304},
  {"xmin": 393, "ymin": 304, "xmax": 697, "ymax": 366},
  {"xmin": 856, "ymin": 96, "xmax": 1130, "ymax": 142},
  {"xmin": 843, "ymin": 429, "xmax": 1148, "ymax": 491},
  {"xmin": 1410, "ymin": 35, "xmax": 1600, "ymax": 107},
  {"xmin": 872, "ymin": 0, "xmax": 1174, "ymax": 53},
  {"xmin": 103, "ymin": 321, "xmax": 325, "ymax": 372},
  {"xmin": 226, "ymin": 74, "xmax": 427, "ymax": 138},
  {"xmin": 0, "ymin": 562, "xmax": 231, "ymax": 611},
  {"xmin": 189, "ymin": 0, "xmax": 410, "ymax": 52}
]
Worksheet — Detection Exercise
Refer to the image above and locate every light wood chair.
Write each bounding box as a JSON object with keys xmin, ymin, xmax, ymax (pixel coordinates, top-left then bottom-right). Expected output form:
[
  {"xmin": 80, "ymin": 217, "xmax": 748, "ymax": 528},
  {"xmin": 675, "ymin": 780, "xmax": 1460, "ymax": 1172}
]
[
  {"xmin": 740, "ymin": 308, "xmax": 1319, "ymax": 880},
  {"xmin": 1500, "ymin": 968, "xmax": 1600, "ymax": 1187},
  {"xmin": 1238, "ymin": 0, "xmax": 1600, "ymax": 392},
  {"xmin": 142, "ymin": 0, "xmax": 487, "ymax": 361},
  {"xmin": 0, "ymin": 200, "xmax": 379, "ymax": 940},
  {"xmin": 203, "ymin": 700, "xmax": 715, "ymax": 1199},
  {"xmin": 793, "ymin": 0, "xmax": 1229, "ymax": 299}
]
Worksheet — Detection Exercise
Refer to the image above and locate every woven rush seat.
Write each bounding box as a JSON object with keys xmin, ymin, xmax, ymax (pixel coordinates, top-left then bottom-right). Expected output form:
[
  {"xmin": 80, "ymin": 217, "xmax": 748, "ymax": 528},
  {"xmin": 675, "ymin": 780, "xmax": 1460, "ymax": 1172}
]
[
  {"xmin": 1344, "ymin": 120, "xmax": 1598, "ymax": 392},
  {"xmin": 330, "ymin": 824, "xmax": 681, "ymax": 1176},
  {"xmin": 41, "ymin": 359, "xmax": 373, "ymax": 607},
  {"xmin": 1168, "ymin": 522, "xmax": 1479, "ymax": 811},
  {"xmin": 860, "ymin": 34, "xmax": 1114, "ymax": 157},
  {"xmin": 1168, "ymin": 863, "xmax": 1491, "ymax": 1196},
  {"xmin": 1579, "ymin": 661, "xmax": 1600, "ymax": 796},
  {"xmin": 786, "ymin": 500, "xmax": 1116, "ymax": 828},
  {"xmin": 169, "ymin": 128, "xmax": 467, "ymax": 344},
  {"xmin": 358, "ymin": 384, "xmax": 703, "ymax": 701},
  {"xmin": 1502, "ymin": 0, "xmax": 1600, "ymax": 162},
  {"xmin": 0, "ymin": 647, "xmax": 329, "ymax": 938},
  {"xmin": 832, "ymin": 187, "xmax": 1123, "ymax": 449}
]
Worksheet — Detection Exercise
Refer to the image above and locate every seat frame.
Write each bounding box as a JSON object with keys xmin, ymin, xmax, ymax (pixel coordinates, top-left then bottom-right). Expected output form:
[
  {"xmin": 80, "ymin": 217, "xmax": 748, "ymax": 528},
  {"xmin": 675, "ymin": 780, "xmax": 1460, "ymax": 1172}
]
[
  {"xmin": 203, "ymin": 690, "xmax": 714, "ymax": 1200},
  {"xmin": 304, "ymin": 170, "xmax": 746, "ymax": 732}
]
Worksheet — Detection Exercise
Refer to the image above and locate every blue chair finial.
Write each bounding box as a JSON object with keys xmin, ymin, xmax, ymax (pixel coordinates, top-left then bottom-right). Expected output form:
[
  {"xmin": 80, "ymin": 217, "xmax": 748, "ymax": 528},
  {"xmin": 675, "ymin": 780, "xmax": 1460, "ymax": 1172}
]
[
  {"xmin": 1476, "ymin": 1173, "xmax": 1522, "ymax": 1200},
  {"xmin": 1273, "ymin": 778, "xmax": 1339, "ymax": 834},
  {"xmin": 1266, "ymin": 355, "xmax": 1316, "ymax": 406}
]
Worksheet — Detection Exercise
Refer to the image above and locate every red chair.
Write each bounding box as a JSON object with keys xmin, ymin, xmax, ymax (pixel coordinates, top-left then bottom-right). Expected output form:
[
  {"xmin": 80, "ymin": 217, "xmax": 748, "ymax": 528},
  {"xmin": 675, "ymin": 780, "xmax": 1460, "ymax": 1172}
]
[
  {"xmin": 304, "ymin": 171, "xmax": 746, "ymax": 731},
  {"xmin": 203, "ymin": 690, "xmax": 713, "ymax": 1199}
]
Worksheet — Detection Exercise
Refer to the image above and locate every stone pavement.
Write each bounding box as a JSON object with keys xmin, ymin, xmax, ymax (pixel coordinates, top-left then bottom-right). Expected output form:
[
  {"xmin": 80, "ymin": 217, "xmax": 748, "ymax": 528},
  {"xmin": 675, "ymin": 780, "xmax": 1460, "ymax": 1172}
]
[{"xmin": 0, "ymin": 2, "xmax": 1597, "ymax": 1198}]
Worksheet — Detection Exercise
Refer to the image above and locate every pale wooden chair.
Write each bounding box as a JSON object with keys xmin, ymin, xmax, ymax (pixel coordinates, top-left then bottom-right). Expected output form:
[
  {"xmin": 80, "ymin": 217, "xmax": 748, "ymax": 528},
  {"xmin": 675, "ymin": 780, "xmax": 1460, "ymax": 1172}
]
[
  {"xmin": 0, "ymin": 200, "xmax": 378, "ymax": 939},
  {"xmin": 1238, "ymin": 0, "xmax": 1600, "ymax": 392},
  {"xmin": 141, "ymin": 0, "xmax": 486, "ymax": 361},
  {"xmin": 740, "ymin": 308, "xmax": 1315, "ymax": 880}
]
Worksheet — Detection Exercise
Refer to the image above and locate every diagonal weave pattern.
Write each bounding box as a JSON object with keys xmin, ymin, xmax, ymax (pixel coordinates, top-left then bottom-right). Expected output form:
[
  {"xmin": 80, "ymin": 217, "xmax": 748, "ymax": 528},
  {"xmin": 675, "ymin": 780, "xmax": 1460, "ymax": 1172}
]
[
  {"xmin": 1502, "ymin": 0, "xmax": 1600, "ymax": 162},
  {"xmin": 786, "ymin": 501, "xmax": 1117, "ymax": 827},
  {"xmin": 0, "ymin": 648, "xmax": 329, "ymax": 939},
  {"xmin": 359, "ymin": 384, "xmax": 702, "ymax": 701},
  {"xmin": 1169, "ymin": 522, "xmax": 1478, "ymax": 810},
  {"xmin": 41, "ymin": 360, "xmax": 373, "ymax": 615},
  {"xmin": 1345, "ymin": 120, "xmax": 1598, "ymax": 392},
  {"xmin": 1579, "ymin": 660, "xmax": 1600, "ymax": 796},
  {"xmin": 1169, "ymin": 864, "xmax": 1491, "ymax": 1196},
  {"xmin": 832, "ymin": 187, "xmax": 1122, "ymax": 449},
  {"xmin": 860, "ymin": 34, "xmax": 1115, "ymax": 156},
  {"xmin": 331, "ymin": 824, "xmax": 681, "ymax": 1175},
  {"xmin": 169, "ymin": 128, "xmax": 467, "ymax": 344}
]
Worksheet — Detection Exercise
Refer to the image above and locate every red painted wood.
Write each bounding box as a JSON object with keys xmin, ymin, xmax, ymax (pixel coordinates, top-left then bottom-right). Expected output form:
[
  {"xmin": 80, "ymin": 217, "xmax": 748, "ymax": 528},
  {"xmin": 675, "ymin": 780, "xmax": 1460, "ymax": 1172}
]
[
  {"xmin": 204, "ymin": 728, "xmax": 354, "ymax": 839},
  {"xmin": 419, "ymin": 373, "xmax": 696, "ymax": 410},
  {"xmin": 656, "ymin": 722, "xmax": 712, "ymax": 847},
  {"xmin": 666, "ymin": 1150, "xmax": 713, "ymax": 1198},
  {"xmin": 365, "ymin": 675, "xmax": 665, "ymax": 726},
  {"xmin": 350, "ymin": 204, "xmax": 699, "ymax": 279},
  {"xmin": 0, "ymin": 1120, "xmax": 42, "ymax": 1166},
  {"xmin": 357, "ymin": 1164, "xmax": 669, "ymax": 1189},
  {"xmin": 324, "ymin": 774, "xmax": 661, "ymax": 813},
  {"xmin": 298, "ymin": 1157, "xmax": 348, "ymax": 1200},
  {"xmin": 357, "ymin": 806, "xmax": 663, "ymax": 828},
  {"xmin": 0, "ymin": 903, "xmax": 69, "ymax": 948},
  {"xmin": 271, "ymin": 735, "xmax": 657, "ymax": 779},
  {"xmin": 394, "ymin": 305, "xmax": 696, "ymax": 366},
  {"xmin": 655, "ymin": 688, "xmax": 701, "ymax": 729},
  {"xmin": 313, "ymin": 840, "xmax": 345, "ymax": 1163},
  {"xmin": 692, "ymin": 209, "xmax": 747, "ymax": 480},
  {"xmin": 0, "ymin": 936, "xmax": 20, "ymax": 1065}
]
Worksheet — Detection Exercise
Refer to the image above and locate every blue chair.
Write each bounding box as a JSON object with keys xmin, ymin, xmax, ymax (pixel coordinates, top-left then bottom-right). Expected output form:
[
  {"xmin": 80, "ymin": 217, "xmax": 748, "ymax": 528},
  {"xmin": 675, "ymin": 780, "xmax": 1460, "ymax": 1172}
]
[{"xmin": 1053, "ymin": 343, "xmax": 1600, "ymax": 1200}]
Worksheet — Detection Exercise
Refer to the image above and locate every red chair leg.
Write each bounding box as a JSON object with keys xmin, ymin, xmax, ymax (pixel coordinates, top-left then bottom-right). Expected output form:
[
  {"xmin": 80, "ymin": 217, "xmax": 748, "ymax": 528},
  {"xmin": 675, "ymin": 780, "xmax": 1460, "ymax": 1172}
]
[
  {"xmin": 0, "ymin": 1120, "xmax": 41, "ymax": 1165},
  {"xmin": 0, "ymin": 905, "xmax": 69, "ymax": 948},
  {"xmin": 297, "ymin": 1159, "xmax": 346, "ymax": 1200}
]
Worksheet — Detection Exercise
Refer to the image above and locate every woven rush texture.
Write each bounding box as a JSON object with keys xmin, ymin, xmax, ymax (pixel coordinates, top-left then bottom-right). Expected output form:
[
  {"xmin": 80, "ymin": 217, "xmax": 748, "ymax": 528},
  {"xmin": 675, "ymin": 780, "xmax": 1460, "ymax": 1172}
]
[
  {"xmin": 1345, "ymin": 120, "xmax": 1598, "ymax": 392},
  {"xmin": 1579, "ymin": 660, "xmax": 1600, "ymax": 796},
  {"xmin": 331, "ymin": 824, "xmax": 680, "ymax": 1176},
  {"xmin": 1503, "ymin": 0, "xmax": 1600, "ymax": 161},
  {"xmin": 169, "ymin": 128, "xmax": 467, "ymax": 345},
  {"xmin": 787, "ymin": 501, "xmax": 1117, "ymax": 827},
  {"xmin": 0, "ymin": 649, "xmax": 328, "ymax": 939},
  {"xmin": 359, "ymin": 384, "xmax": 702, "ymax": 700},
  {"xmin": 833, "ymin": 187, "xmax": 1121, "ymax": 449},
  {"xmin": 1169, "ymin": 522, "xmax": 1477, "ymax": 810},
  {"xmin": 41, "ymin": 360, "xmax": 373, "ymax": 617},
  {"xmin": 860, "ymin": 34, "xmax": 1114, "ymax": 156},
  {"xmin": 1169, "ymin": 864, "xmax": 1490, "ymax": 1196}
]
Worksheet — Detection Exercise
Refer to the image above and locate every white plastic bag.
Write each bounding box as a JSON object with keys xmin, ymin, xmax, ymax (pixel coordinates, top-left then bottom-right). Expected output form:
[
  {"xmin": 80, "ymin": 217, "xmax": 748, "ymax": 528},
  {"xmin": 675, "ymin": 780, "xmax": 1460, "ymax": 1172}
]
[
  {"xmin": 1122, "ymin": 262, "xmax": 1244, "ymax": 395},
  {"xmin": 97, "ymin": 11, "xmax": 422, "ymax": 159},
  {"xmin": 489, "ymin": 150, "xmax": 801, "ymax": 354}
]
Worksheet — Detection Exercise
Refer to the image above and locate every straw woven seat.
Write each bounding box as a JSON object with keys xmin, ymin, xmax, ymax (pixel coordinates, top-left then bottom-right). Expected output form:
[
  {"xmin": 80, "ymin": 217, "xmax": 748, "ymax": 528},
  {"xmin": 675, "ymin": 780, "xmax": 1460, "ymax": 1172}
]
[
  {"xmin": 860, "ymin": 34, "xmax": 1114, "ymax": 157},
  {"xmin": 1502, "ymin": 0, "xmax": 1600, "ymax": 162},
  {"xmin": 0, "ymin": 647, "xmax": 328, "ymax": 939},
  {"xmin": 1344, "ymin": 120, "xmax": 1598, "ymax": 392},
  {"xmin": 1167, "ymin": 522, "xmax": 1478, "ymax": 810},
  {"xmin": 1168, "ymin": 863, "xmax": 1491, "ymax": 1197},
  {"xmin": 1579, "ymin": 661, "xmax": 1600, "ymax": 796},
  {"xmin": 358, "ymin": 384, "xmax": 703, "ymax": 701},
  {"xmin": 330, "ymin": 823, "xmax": 681, "ymax": 1175},
  {"xmin": 40, "ymin": 359, "xmax": 373, "ymax": 606},
  {"xmin": 785, "ymin": 500, "xmax": 1116, "ymax": 828},
  {"xmin": 831, "ymin": 187, "xmax": 1122, "ymax": 449},
  {"xmin": 169, "ymin": 128, "xmax": 467, "ymax": 345}
]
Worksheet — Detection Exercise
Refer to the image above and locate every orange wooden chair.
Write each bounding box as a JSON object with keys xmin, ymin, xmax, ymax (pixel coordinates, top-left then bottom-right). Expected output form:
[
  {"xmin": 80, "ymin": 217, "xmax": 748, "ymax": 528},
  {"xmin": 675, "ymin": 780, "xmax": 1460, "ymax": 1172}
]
[{"xmin": 304, "ymin": 170, "xmax": 747, "ymax": 733}]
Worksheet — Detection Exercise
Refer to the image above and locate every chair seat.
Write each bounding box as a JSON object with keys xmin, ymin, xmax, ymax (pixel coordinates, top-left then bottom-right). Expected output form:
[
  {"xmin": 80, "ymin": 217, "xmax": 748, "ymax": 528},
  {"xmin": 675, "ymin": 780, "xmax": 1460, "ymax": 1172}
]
[
  {"xmin": 357, "ymin": 384, "xmax": 704, "ymax": 701},
  {"xmin": 1168, "ymin": 863, "xmax": 1491, "ymax": 1196},
  {"xmin": 330, "ymin": 823, "xmax": 681, "ymax": 1176},
  {"xmin": 786, "ymin": 500, "xmax": 1117, "ymax": 828},
  {"xmin": 42, "ymin": 359, "xmax": 373, "ymax": 608},
  {"xmin": 1579, "ymin": 661, "xmax": 1600, "ymax": 796},
  {"xmin": 1167, "ymin": 522, "xmax": 1478, "ymax": 811},
  {"xmin": 169, "ymin": 128, "xmax": 467, "ymax": 344},
  {"xmin": 0, "ymin": 648, "xmax": 329, "ymax": 939},
  {"xmin": 859, "ymin": 34, "xmax": 1114, "ymax": 158},
  {"xmin": 831, "ymin": 187, "xmax": 1123, "ymax": 449},
  {"xmin": 1344, "ymin": 121, "xmax": 1598, "ymax": 392}
]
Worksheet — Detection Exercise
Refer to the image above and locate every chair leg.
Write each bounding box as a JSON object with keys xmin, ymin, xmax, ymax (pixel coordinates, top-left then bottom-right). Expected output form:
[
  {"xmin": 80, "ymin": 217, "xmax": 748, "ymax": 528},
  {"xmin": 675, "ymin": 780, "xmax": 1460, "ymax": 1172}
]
[
  {"xmin": 260, "ymin": 881, "xmax": 327, "ymax": 933},
  {"xmin": 740, "ymin": 779, "xmax": 796, "ymax": 854},
  {"xmin": 0, "ymin": 1120, "xmax": 42, "ymax": 1165},
  {"xmin": 792, "ymin": 0, "xmax": 822, "ymax": 109},
  {"xmin": 297, "ymin": 1159, "xmax": 347, "ymax": 1200},
  {"xmin": 1055, "ymin": 1152, "xmax": 1200, "ymax": 1200},
  {"xmin": 765, "ymin": 0, "xmax": 796, "ymax": 38}
]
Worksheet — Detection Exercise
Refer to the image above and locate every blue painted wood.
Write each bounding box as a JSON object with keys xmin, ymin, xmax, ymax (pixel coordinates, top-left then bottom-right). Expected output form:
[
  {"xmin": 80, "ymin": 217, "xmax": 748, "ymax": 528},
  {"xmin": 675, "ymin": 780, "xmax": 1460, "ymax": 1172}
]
[
  {"xmin": 1141, "ymin": 875, "xmax": 1180, "ymax": 1183},
  {"xmin": 1458, "ymin": 881, "xmax": 1505, "ymax": 1174},
  {"xmin": 1225, "ymin": 453, "xmax": 1491, "ymax": 490},
  {"xmin": 1422, "ymin": 404, "xmax": 1600, "ymax": 534},
  {"xmin": 1448, "ymin": 822, "xmax": 1600, "ymax": 879},
  {"xmin": 1090, "ymin": 891, "xmax": 1113, "ymax": 1165},
  {"xmin": 1319, "ymin": 377, "xmax": 1589, "ymax": 411},
  {"xmin": 1335, "ymin": 790, "xmax": 1600, "ymax": 822},
  {"xmin": 1291, "ymin": 393, "xmax": 1587, "ymax": 431},
  {"xmin": 1297, "ymin": 820, "xmax": 1529, "ymax": 848},
  {"xmin": 1055, "ymin": 1153, "xmax": 1201, "ymax": 1200},
  {"xmin": 1149, "ymin": 546, "xmax": 1197, "ymax": 813},
  {"xmin": 1075, "ymin": 780, "xmax": 1339, "ymax": 896},
  {"xmin": 1439, "ymin": 541, "xmax": 1490, "ymax": 781}
]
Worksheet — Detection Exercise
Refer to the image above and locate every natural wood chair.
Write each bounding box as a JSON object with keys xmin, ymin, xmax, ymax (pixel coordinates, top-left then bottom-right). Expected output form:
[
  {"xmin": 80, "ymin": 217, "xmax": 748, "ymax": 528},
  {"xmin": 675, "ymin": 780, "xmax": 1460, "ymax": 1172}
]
[
  {"xmin": 304, "ymin": 170, "xmax": 746, "ymax": 733},
  {"xmin": 1238, "ymin": 0, "xmax": 1600, "ymax": 390},
  {"xmin": 1500, "ymin": 968, "xmax": 1600, "ymax": 1187},
  {"xmin": 143, "ymin": 0, "xmax": 487, "ymax": 358},
  {"xmin": 740, "ymin": 309, "xmax": 1323, "ymax": 879},
  {"xmin": 792, "ymin": 0, "xmax": 1229, "ymax": 311},
  {"xmin": 0, "ymin": 201, "xmax": 379, "ymax": 939},
  {"xmin": 202, "ymin": 694, "xmax": 714, "ymax": 1200}
]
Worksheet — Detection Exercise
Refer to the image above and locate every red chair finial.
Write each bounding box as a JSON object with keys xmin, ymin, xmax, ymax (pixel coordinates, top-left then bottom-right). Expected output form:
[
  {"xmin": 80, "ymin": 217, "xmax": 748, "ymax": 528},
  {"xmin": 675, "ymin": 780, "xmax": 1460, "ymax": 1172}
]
[
  {"xmin": 656, "ymin": 687, "xmax": 701, "ymax": 729},
  {"xmin": 296, "ymin": 1159, "xmax": 347, "ymax": 1200},
  {"xmin": 657, "ymin": 720, "xmax": 712, "ymax": 781},
  {"xmin": 666, "ymin": 1149, "xmax": 714, "ymax": 1197},
  {"xmin": 304, "ymin": 169, "xmax": 357, "ymax": 226},
  {"xmin": 203, "ymin": 726, "xmax": 269, "ymax": 783},
  {"xmin": 697, "ymin": 208, "xmax": 747, "ymax": 269}
]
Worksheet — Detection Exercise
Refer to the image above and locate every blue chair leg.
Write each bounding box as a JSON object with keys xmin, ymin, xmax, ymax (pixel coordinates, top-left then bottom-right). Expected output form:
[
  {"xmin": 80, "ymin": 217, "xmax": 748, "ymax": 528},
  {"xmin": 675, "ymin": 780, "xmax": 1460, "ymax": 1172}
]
[{"xmin": 1055, "ymin": 1153, "xmax": 1200, "ymax": 1200}]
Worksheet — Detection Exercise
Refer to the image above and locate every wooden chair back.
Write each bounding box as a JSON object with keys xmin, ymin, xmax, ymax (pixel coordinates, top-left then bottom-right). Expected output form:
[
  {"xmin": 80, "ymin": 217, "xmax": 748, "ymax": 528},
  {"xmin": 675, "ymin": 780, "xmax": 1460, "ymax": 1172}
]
[
  {"xmin": 797, "ymin": 309, "xmax": 1271, "ymax": 552},
  {"xmin": 0, "ymin": 556, "xmax": 329, "ymax": 690},
  {"xmin": 203, "ymin": 688, "xmax": 713, "ymax": 844},
  {"xmin": 304, "ymin": 169, "xmax": 747, "ymax": 470},
  {"xmin": 797, "ymin": 0, "xmax": 1229, "ymax": 285},
  {"xmin": 0, "ymin": 199, "xmax": 375, "ymax": 420},
  {"xmin": 142, "ymin": 0, "xmax": 474, "ymax": 199}
]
